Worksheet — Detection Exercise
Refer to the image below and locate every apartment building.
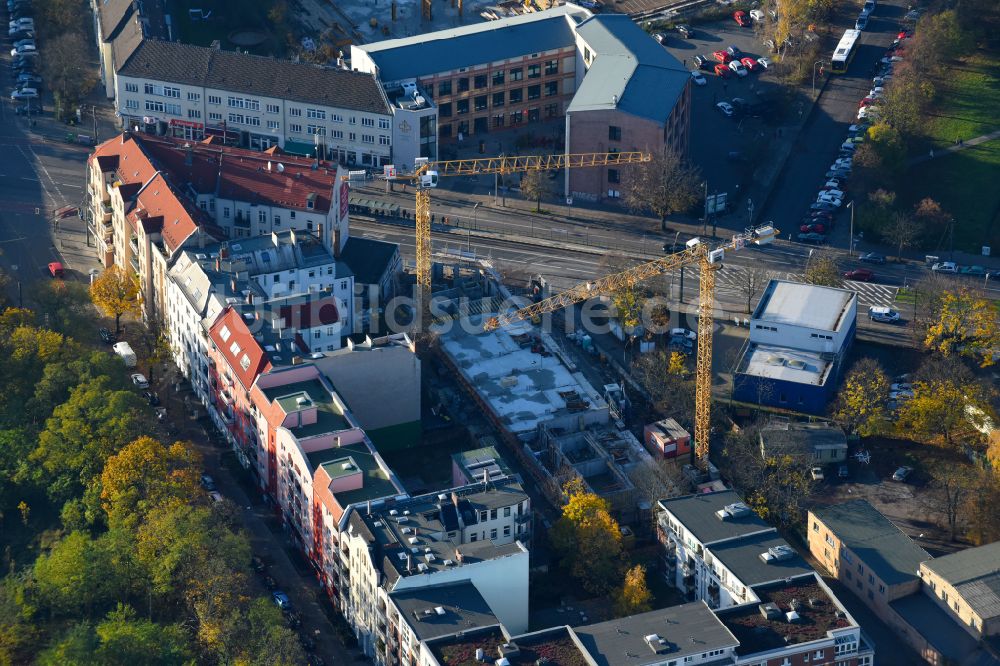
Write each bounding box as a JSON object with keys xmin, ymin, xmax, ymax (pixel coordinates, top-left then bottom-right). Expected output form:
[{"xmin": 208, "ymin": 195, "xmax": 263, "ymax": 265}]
[
  {"xmin": 351, "ymin": 3, "xmax": 691, "ymax": 200},
  {"xmin": 113, "ymin": 39, "xmax": 400, "ymax": 165},
  {"xmin": 92, "ymin": 0, "xmax": 166, "ymax": 99},
  {"xmin": 659, "ymin": 491, "xmax": 875, "ymax": 666},
  {"xmin": 341, "ymin": 480, "xmax": 531, "ymax": 662},
  {"xmin": 919, "ymin": 541, "xmax": 1000, "ymax": 639}
]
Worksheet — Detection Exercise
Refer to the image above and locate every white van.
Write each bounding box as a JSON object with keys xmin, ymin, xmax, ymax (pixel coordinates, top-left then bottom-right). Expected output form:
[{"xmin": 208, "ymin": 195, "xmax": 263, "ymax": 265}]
[
  {"xmin": 868, "ymin": 306, "xmax": 900, "ymax": 323},
  {"xmin": 113, "ymin": 341, "xmax": 137, "ymax": 367}
]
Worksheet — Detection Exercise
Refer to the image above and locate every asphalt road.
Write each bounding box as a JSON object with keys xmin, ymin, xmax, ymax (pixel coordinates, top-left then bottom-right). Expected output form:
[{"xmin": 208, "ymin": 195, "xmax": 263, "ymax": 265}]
[{"xmin": 757, "ymin": 0, "xmax": 909, "ymax": 249}]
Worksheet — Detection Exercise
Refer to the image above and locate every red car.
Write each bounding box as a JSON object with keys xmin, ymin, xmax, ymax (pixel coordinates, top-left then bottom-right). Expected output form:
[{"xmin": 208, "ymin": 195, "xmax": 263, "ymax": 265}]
[
  {"xmin": 740, "ymin": 56, "xmax": 758, "ymax": 71},
  {"xmin": 897, "ymin": 29, "xmax": 912, "ymax": 40},
  {"xmin": 714, "ymin": 63, "xmax": 731, "ymax": 78},
  {"xmin": 800, "ymin": 223, "xmax": 826, "ymax": 234},
  {"xmin": 859, "ymin": 97, "xmax": 877, "ymax": 108},
  {"xmin": 844, "ymin": 269, "xmax": 875, "ymax": 282},
  {"xmin": 733, "ymin": 10, "xmax": 751, "ymax": 27},
  {"xmin": 713, "ymin": 50, "xmax": 732, "ymax": 63},
  {"xmin": 48, "ymin": 262, "xmax": 64, "ymax": 278}
]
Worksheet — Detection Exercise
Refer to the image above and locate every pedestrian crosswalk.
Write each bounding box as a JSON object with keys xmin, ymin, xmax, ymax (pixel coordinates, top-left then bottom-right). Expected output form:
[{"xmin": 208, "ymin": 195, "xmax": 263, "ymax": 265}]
[{"xmin": 710, "ymin": 266, "xmax": 898, "ymax": 309}]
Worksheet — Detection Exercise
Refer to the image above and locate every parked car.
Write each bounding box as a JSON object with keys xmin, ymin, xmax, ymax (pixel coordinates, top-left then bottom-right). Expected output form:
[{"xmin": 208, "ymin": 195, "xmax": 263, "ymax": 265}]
[
  {"xmin": 757, "ymin": 56, "xmax": 772, "ymax": 69},
  {"xmin": 713, "ymin": 63, "xmax": 730, "ymax": 78},
  {"xmin": 837, "ymin": 465, "xmax": 850, "ymax": 480},
  {"xmin": 959, "ymin": 265, "xmax": 987, "ymax": 277},
  {"xmin": 716, "ymin": 101, "xmax": 734, "ymax": 117},
  {"xmin": 130, "ymin": 373, "xmax": 149, "ymax": 389},
  {"xmin": 713, "ymin": 50, "xmax": 731, "ymax": 63},
  {"xmin": 858, "ymin": 252, "xmax": 885, "ymax": 264},
  {"xmin": 200, "ymin": 474, "xmax": 216, "ymax": 490},
  {"xmin": 733, "ymin": 10, "xmax": 751, "ymax": 26},
  {"xmin": 728, "ymin": 60, "xmax": 748, "ymax": 77},
  {"xmin": 9, "ymin": 87, "xmax": 36, "ymax": 100},
  {"xmin": 670, "ymin": 327, "xmax": 697, "ymax": 342},
  {"xmin": 820, "ymin": 188, "xmax": 845, "ymax": 199},
  {"xmin": 690, "ymin": 70, "xmax": 706, "ymax": 86},
  {"xmin": 891, "ymin": 466, "xmax": 913, "ymax": 482},
  {"xmin": 891, "ymin": 383, "xmax": 912, "ymax": 392},
  {"xmin": 855, "ymin": 14, "xmax": 869, "ymax": 30},
  {"xmin": 749, "ymin": 8, "xmax": 764, "ymax": 21},
  {"xmin": 15, "ymin": 72, "xmax": 41, "ymax": 85},
  {"xmin": 652, "ymin": 33, "xmax": 666, "ymax": 44},
  {"xmin": 47, "ymin": 261, "xmax": 64, "ymax": 278},
  {"xmin": 810, "ymin": 210, "xmax": 834, "ymax": 221},
  {"xmin": 816, "ymin": 193, "xmax": 843, "ymax": 206},
  {"xmin": 99, "ymin": 327, "xmax": 116, "ymax": 344},
  {"xmin": 208, "ymin": 491, "xmax": 224, "ymax": 503},
  {"xmin": 693, "ymin": 54, "xmax": 710, "ymax": 68},
  {"xmin": 800, "ymin": 223, "xmax": 826, "ymax": 233},
  {"xmin": 676, "ymin": 24, "xmax": 693, "ymax": 38},
  {"xmin": 142, "ymin": 390, "xmax": 160, "ymax": 406},
  {"xmin": 271, "ymin": 591, "xmax": 292, "ymax": 610},
  {"xmin": 10, "ymin": 44, "xmax": 37, "ymax": 57},
  {"xmin": 868, "ymin": 306, "xmax": 901, "ymax": 323},
  {"xmin": 931, "ymin": 261, "xmax": 958, "ymax": 273},
  {"xmin": 811, "ymin": 202, "xmax": 838, "ymax": 212},
  {"xmin": 797, "ymin": 232, "xmax": 827, "ymax": 244},
  {"xmin": 726, "ymin": 45, "xmax": 742, "ymax": 57},
  {"xmin": 844, "ymin": 268, "xmax": 875, "ymax": 281},
  {"xmin": 810, "ymin": 466, "xmax": 825, "ymax": 481},
  {"xmin": 739, "ymin": 56, "xmax": 758, "ymax": 72},
  {"xmin": 857, "ymin": 106, "xmax": 880, "ymax": 120}
]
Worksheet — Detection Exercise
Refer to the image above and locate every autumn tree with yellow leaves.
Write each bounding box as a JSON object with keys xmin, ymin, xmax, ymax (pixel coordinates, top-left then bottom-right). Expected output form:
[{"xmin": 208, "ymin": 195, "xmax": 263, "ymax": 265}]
[
  {"xmin": 89, "ymin": 265, "xmax": 141, "ymax": 334},
  {"xmin": 614, "ymin": 564, "xmax": 653, "ymax": 617},
  {"xmin": 550, "ymin": 478, "xmax": 624, "ymax": 595},
  {"xmin": 832, "ymin": 357, "xmax": 891, "ymax": 437},
  {"xmin": 923, "ymin": 288, "xmax": 1000, "ymax": 367}
]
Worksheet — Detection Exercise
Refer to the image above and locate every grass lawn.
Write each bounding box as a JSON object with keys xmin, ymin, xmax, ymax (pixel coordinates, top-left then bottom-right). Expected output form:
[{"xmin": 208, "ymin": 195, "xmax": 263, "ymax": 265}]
[
  {"xmin": 172, "ymin": 0, "xmax": 285, "ymax": 56},
  {"xmin": 916, "ymin": 52, "xmax": 1000, "ymax": 151},
  {"xmin": 898, "ymin": 139, "xmax": 1000, "ymax": 252}
]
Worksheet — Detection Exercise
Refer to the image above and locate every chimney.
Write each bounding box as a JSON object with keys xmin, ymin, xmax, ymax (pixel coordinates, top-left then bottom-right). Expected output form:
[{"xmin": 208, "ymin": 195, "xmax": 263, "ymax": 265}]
[
  {"xmin": 184, "ymin": 143, "xmax": 193, "ymax": 166},
  {"xmin": 219, "ymin": 244, "xmax": 229, "ymax": 260},
  {"xmin": 215, "ymin": 255, "xmax": 222, "ymax": 271},
  {"xmin": 454, "ymin": 548, "xmax": 463, "ymax": 563},
  {"xmin": 367, "ymin": 500, "xmax": 371, "ymax": 516},
  {"xmin": 406, "ymin": 553, "xmax": 413, "ymax": 572},
  {"xmin": 210, "ymin": 39, "xmax": 221, "ymax": 50}
]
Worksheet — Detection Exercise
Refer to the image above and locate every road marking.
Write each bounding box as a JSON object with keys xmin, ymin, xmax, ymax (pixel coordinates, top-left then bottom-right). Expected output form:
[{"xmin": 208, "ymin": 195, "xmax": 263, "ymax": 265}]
[{"xmin": 20, "ymin": 176, "xmax": 38, "ymax": 181}]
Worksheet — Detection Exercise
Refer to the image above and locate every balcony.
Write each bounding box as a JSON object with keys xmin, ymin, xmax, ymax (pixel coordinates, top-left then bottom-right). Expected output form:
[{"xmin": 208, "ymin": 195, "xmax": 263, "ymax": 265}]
[
  {"xmin": 100, "ymin": 202, "xmax": 112, "ymax": 223},
  {"xmin": 129, "ymin": 235, "xmax": 139, "ymax": 254},
  {"xmin": 129, "ymin": 256, "xmax": 140, "ymax": 273}
]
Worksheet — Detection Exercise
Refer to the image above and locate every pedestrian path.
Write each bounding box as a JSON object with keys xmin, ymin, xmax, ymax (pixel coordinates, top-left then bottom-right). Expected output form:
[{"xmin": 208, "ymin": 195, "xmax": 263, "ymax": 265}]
[{"xmin": 907, "ymin": 130, "xmax": 1000, "ymax": 167}]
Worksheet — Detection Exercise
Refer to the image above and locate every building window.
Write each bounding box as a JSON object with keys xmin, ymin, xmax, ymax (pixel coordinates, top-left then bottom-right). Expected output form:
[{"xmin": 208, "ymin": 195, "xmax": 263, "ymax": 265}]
[
  {"xmin": 362, "ymin": 117, "xmax": 375, "ymax": 127},
  {"xmin": 509, "ymin": 88, "xmax": 523, "ymax": 104},
  {"xmin": 474, "ymin": 74, "xmax": 488, "ymax": 89},
  {"xmin": 492, "ymin": 70, "xmax": 505, "ymax": 86},
  {"xmin": 267, "ymin": 120, "xmax": 279, "ymax": 130},
  {"xmin": 544, "ymin": 81, "xmax": 560, "ymax": 98},
  {"xmin": 868, "ymin": 574, "xmax": 874, "ymax": 585},
  {"xmin": 608, "ymin": 168, "xmax": 620, "ymax": 184},
  {"xmin": 545, "ymin": 59, "xmax": 559, "ymax": 75},
  {"xmin": 456, "ymin": 99, "xmax": 469, "ymax": 115},
  {"xmin": 266, "ymin": 103, "xmax": 279, "ymax": 114},
  {"xmin": 490, "ymin": 509, "xmax": 497, "ymax": 520},
  {"xmin": 223, "ymin": 207, "xmax": 231, "ymax": 219},
  {"xmin": 545, "ymin": 104, "xmax": 558, "ymax": 119},
  {"xmin": 503, "ymin": 525, "xmax": 511, "ymax": 537},
  {"xmin": 124, "ymin": 82, "xmax": 138, "ymax": 93},
  {"xmin": 438, "ymin": 80, "xmax": 452, "ymax": 96},
  {"xmin": 164, "ymin": 102, "xmax": 181, "ymax": 115},
  {"xmin": 527, "ymin": 85, "xmax": 541, "ymax": 100},
  {"xmin": 332, "ymin": 113, "xmax": 344, "ymax": 123},
  {"xmin": 510, "ymin": 67, "xmax": 523, "ymax": 81},
  {"xmin": 492, "ymin": 92, "xmax": 505, "ymax": 107},
  {"xmin": 289, "ymin": 123, "xmax": 302, "ymax": 133},
  {"xmin": 188, "ymin": 109, "xmax": 202, "ymax": 119},
  {"xmin": 379, "ymin": 135, "xmax": 390, "ymax": 145},
  {"xmin": 188, "ymin": 91, "xmax": 200, "ymax": 102},
  {"xmin": 439, "ymin": 124, "xmax": 451, "ymax": 138},
  {"xmin": 609, "ymin": 125, "xmax": 622, "ymax": 141},
  {"xmin": 208, "ymin": 95, "xmax": 222, "ymax": 105},
  {"xmin": 438, "ymin": 102, "xmax": 452, "ymax": 118},
  {"xmin": 361, "ymin": 134, "xmax": 375, "ymax": 144},
  {"xmin": 349, "ymin": 132, "xmax": 356, "ymax": 141},
  {"xmin": 457, "ymin": 77, "xmax": 469, "ymax": 93},
  {"xmin": 527, "ymin": 107, "xmax": 539, "ymax": 122},
  {"xmin": 306, "ymin": 124, "xmax": 326, "ymax": 136},
  {"xmin": 474, "ymin": 95, "xmax": 488, "ymax": 111},
  {"xmin": 333, "ymin": 129, "xmax": 344, "ymax": 139},
  {"xmin": 493, "ymin": 114, "xmax": 504, "ymax": 128},
  {"xmin": 510, "ymin": 110, "xmax": 523, "ymax": 125},
  {"xmin": 125, "ymin": 99, "xmax": 139, "ymax": 110},
  {"xmin": 504, "ymin": 507, "xmax": 511, "ymax": 517},
  {"xmin": 209, "ymin": 112, "xmax": 222, "ymax": 121},
  {"xmin": 479, "ymin": 510, "xmax": 487, "ymax": 522},
  {"xmin": 490, "ymin": 528, "xmax": 497, "ymax": 540},
  {"xmin": 289, "ymin": 108, "xmax": 302, "ymax": 117},
  {"xmin": 145, "ymin": 100, "xmax": 165, "ymax": 113},
  {"xmin": 378, "ymin": 118, "xmax": 390, "ymax": 129},
  {"xmin": 307, "ymin": 108, "xmax": 326, "ymax": 120},
  {"xmin": 527, "ymin": 64, "xmax": 541, "ymax": 78},
  {"xmin": 470, "ymin": 532, "xmax": 478, "ymax": 542},
  {"xmin": 878, "ymin": 583, "xmax": 885, "ymax": 594}
]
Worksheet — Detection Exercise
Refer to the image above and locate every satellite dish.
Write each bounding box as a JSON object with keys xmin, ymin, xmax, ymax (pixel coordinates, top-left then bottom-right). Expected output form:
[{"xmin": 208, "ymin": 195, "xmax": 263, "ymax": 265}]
[{"xmin": 277, "ymin": 163, "xmax": 285, "ymax": 173}]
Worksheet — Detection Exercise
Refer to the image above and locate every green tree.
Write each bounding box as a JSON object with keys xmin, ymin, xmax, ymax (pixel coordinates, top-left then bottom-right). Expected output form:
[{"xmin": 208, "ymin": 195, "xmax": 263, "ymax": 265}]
[
  {"xmin": 923, "ymin": 288, "xmax": 1000, "ymax": 366},
  {"xmin": 89, "ymin": 266, "xmax": 141, "ymax": 335},
  {"xmin": 614, "ymin": 564, "xmax": 653, "ymax": 617},
  {"xmin": 667, "ymin": 351, "xmax": 687, "ymax": 376},
  {"xmin": 623, "ymin": 149, "xmax": 703, "ymax": 230},
  {"xmin": 895, "ymin": 377, "xmax": 989, "ymax": 447},
  {"xmin": 519, "ymin": 170, "xmax": 556, "ymax": 213},
  {"xmin": 30, "ymin": 376, "xmax": 150, "ymax": 504},
  {"xmin": 550, "ymin": 479, "xmax": 624, "ymax": 595},
  {"xmin": 832, "ymin": 358, "xmax": 890, "ymax": 436},
  {"xmin": 0, "ymin": 576, "xmax": 39, "ymax": 666},
  {"xmin": 95, "ymin": 604, "xmax": 192, "ymax": 665},
  {"xmin": 40, "ymin": 32, "xmax": 98, "ymax": 119},
  {"xmin": 35, "ymin": 622, "xmax": 99, "ymax": 666},
  {"xmin": 33, "ymin": 532, "xmax": 117, "ymax": 617},
  {"xmin": 866, "ymin": 123, "xmax": 907, "ymax": 175},
  {"xmin": 223, "ymin": 598, "xmax": 305, "ymax": 666}
]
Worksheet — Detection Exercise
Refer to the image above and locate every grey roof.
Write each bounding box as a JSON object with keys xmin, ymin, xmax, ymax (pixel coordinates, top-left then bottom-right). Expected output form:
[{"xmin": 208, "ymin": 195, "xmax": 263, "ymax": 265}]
[
  {"xmin": 391, "ymin": 582, "xmax": 498, "ymax": 641},
  {"xmin": 709, "ymin": 531, "xmax": 813, "ymax": 588},
  {"xmin": 753, "ymin": 280, "xmax": 855, "ymax": 331},
  {"xmin": 890, "ymin": 594, "xmax": 985, "ymax": 664},
  {"xmin": 356, "ymin": 5, "xmax": 587, "ymax": 82},
  {"xmin": 111, "ymin": 16, "xmax": 145, "ymax": 73},
  {"xmin": 339, "ymin": 236, "xmax": 399, "ymax": 286},
  {"xmin": 659, "ymin": 490, "xmax": 773, "ymax": 546},
  {"xmin": 119, "ymin": 40, "xmax": 390, "ymax": 114},
  {"xmin": 97, "ymin": 0, "xmax": 135, "ymax": 39},
  {"xmin": 812, "ymin": 500, "xmax": 931, "ymax": 586},
  {"xmin": 567, "ymin": 15, "xmax": 689, "ymax": 124},
  {"xmin": 922, "ymin": 541, "xmax": 1000, "ymax": 620},
  {"xmin": 217, "ymin": 231, "xmax": 344, "ymax": 275},
  {"xmin": 573, "ymin": 601, "xmax": 739, "ymax": 666},
  {"xmin": 760, "ymin": 421, "xmax": 847, "ymax": 456}
]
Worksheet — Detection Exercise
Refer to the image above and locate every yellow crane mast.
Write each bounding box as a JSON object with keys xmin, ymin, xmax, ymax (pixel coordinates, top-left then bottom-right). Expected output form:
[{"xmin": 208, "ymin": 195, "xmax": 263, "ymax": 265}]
[
  {"xmin": 402, "ymin": 152, "xmax": 652, "ymax": 323},
  {"xmin": 484, "ymin": 225, "xmax": 779, "ymax": 470}
]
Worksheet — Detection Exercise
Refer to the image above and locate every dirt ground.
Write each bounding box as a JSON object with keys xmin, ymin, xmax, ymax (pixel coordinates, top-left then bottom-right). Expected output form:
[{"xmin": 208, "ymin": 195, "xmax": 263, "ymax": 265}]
[{"xmin": 808, "ymin": 436, "xmax": 971, "ymax": 556}]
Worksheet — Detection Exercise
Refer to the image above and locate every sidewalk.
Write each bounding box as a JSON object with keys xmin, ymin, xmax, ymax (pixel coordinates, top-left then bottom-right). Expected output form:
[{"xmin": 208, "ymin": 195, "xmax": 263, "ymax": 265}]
[{"xmin": 906, "ymin": 129, "xmax": 1000, "ymax": 167}]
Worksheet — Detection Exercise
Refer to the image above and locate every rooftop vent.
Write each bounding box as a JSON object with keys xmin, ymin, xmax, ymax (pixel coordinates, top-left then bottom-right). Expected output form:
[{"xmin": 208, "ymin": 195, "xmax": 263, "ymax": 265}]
[
  {"xmin": 808, "ymin": 597, "xmax": 824, "ymax": 608},
  {"xmin": 716, "ymin": 502, "xmax": 753, "ymax": 521},
  {"xmin": 475, "ymin": 648, "xmax": 485, "ymax": 661},
  {"xmin": 417, "ymin": 562, "xmax": 429, "ymax": 572},
  {"xmin": 787, "ymin": 359, "xmax": 807, "ymax": 370},
  {"xmin": 401, "ymin": 527, "xmax": 413, "ymax": 535},
  {"xmin": 408, "ymin": 537, "xmax": 419, "ymax": 545},
  {"xmin": 643, "ymin": 634, "xmax": 668, "ymax": 654},
  {"xmin": 434, "ymin": 606, "xmax": 445, "ymax": 615},
  {"xmin": 443, "ymin": 559, "xmax": 455, "ymax": 566},
  {"xmin": 785, "ymin": 610, "xmax": 801, "ymax": 623},
  {"xmin": 396, "ymin": 552, "xmax": 407, "ymax": 561},
  {"xmin": 495, "ymin": 660, "xmax": 510, "ymax": 666},
  {"xmin": 341, "ymin": 461, "xmax": 355, "ymax": 471},
  {"xmin": 410, "ymin": 547, "xmax": 420, "ymax": 554},
  {"xmin": 438, "ymin": 494, "xmax": 449, "ymax": 501},
  {"xmin": 759, "ymin": 602, "xmax": 781, "ymax": 620},
  {"xmin": 425, "ymin": 553, "xmax": 436, "ymax": 562},
  {"xmin": 373, "ymin": 521, "xmax": 383, "ymax": 528},
  {"xmin": 397, "ymin": 516, "xmax": 409, "ymax": 524},
  {"xmin": 760, "ymin": 545, "xmax": 796, "ymax": 563},
  {"xmin": 389, "ymin": 509, "xmax": 399, "ymax": 516},
  {"xmin": 498, "ymin": 644, "xmax": 520, "ymax": 659}
]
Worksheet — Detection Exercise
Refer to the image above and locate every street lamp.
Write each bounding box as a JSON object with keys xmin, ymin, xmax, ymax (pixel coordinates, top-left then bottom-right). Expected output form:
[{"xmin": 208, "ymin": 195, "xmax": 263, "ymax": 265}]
[
  {"xmin": 10, "ymin": 264, "xmax": 21, "ymax": 308},
  {"xmin": 847, "ymin": 200, "xmax": 855, "ymax": 256},
  {"xmin": 747, "ymin": 197, "xmax": 754, "ymax": 227},
  {"xmin": 470, "ymin": 203, "xmax": 479, "ymax": 254},
  {"xmin": 812, "ymin": 61, "xmax": 825, "ymax": 93}
]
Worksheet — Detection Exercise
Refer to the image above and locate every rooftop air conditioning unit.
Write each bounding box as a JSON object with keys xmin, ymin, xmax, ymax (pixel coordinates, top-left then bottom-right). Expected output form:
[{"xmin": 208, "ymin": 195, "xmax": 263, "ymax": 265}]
[{"xmin": 760, "ymin": 545, "xmax": 796, "ymax": 563}]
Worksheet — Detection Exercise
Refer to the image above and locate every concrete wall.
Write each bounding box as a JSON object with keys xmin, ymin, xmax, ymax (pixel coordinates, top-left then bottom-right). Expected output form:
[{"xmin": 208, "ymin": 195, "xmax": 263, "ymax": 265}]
[{"xmin": 918, "ymin": 564, "xmax": 994, "ymax": 638}]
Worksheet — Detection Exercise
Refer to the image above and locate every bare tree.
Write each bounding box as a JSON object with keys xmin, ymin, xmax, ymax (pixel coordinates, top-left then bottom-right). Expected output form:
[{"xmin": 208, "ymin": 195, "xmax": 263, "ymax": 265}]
[
  {"xmin": 623, "ymin": 149, "xmax": 703, "ymax": 231},
  {"xmin": 883, "ymin": 212, "xmax": 920, "ymax": 261},
  {"xmin": 737, "ymin": 265, "xmax": 775, "ymax": 314},
  {"xmin": 921, "ymin": 465, "xmax": 975, "ymax": 542},
  {"xmin": 627, "ymin": 458, "xmax": 688, "ymax": 511}
]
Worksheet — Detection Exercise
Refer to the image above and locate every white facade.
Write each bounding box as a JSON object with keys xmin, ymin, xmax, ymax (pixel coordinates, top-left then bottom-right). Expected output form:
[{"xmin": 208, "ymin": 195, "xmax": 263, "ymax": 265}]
[
  {"xmin": 750, "ymin": 280, "xmax": 857, "ymax": 354},
  {"xmin": 114, "ymin": 74, "xmax": 395, "ymax": 164}
]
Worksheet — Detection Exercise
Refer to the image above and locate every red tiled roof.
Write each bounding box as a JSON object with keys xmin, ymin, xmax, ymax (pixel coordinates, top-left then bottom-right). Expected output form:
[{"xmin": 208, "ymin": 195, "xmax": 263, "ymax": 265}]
[
  {"xmin": 91, "ymin": 133, "xmax": 159, "ymax": 188},
  {"xmin": 135, "ymin": 134, "xmax": 337, "ymax": 213},
  {"xmin": 208, "ymin": 307, "xmax": 272, "ymax": 391},
  {"xmin": 133, "ymin": 172, "xmax": 203, "ymax": 253}
]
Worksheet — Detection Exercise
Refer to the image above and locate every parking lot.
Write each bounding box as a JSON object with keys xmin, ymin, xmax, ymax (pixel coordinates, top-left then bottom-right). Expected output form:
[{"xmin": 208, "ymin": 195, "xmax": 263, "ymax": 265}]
[{"xmin": 653, "ymin": 19, "xmax": 806, "ymax": 225}]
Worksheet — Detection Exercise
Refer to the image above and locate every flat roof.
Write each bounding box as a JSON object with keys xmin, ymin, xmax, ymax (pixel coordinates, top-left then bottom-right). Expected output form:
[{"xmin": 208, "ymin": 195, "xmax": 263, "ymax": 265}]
[
  {"xmin": 453, "ymin": 445, "xmax": 512, "ymax": 482},
  {"xmin": 812, "ymin": 500, "xmax": 931, "ymax": 586},
  {"xmin": 922, "ymin": 541, "xmax": 1000, "ymax": 620},
  {"xmin": 391, "ymin": 582, "xmax": 498, "ymax": 641},
  {"xmin": 659, "ymin": 490, "xmax": 773, "ymax": 546},
  {"xmin": 429, "ymin": 626, "xmax": 591, "ymax": 666},
  {"xmin": 308, "ymin": 442, "xmax": 399, "ymax": 506},
  {"xmin": 753, "ymin": 280, "xmax": 855, "ymax": 331},
  {"xmin": 263, "ymin": 378, "xmax": 352, "ymax": 435},
  {"xmin": 573, "ymin": 602, "xmax": 739, "ymax": 666},
  {"xmin": 890, "ymin": 594, "xmax": 984, "ymax": 663},
  {"xmin": 741, "ymin": 344, "xmax": 833, "ymax": 386},
  {"xmin": 438, "ymin": 319, "xmax": 605, "ymax": 434},
  {"xmin": 760, "ymin": 421, "xmax": 847, "ymax": 455},
  {"xmin": 709, "ymin": 532, "xmax": 813, "ymax": 588},
  {"xmin": 718, "ymin": 577, "xmax": 854, "ymax": 655}
]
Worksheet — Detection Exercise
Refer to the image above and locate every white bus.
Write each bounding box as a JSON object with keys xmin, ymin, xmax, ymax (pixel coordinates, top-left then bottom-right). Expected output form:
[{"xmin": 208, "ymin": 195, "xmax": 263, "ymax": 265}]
[{"xmin": 830, "ymin": 29, "xmax": 862, "ymax": 73}]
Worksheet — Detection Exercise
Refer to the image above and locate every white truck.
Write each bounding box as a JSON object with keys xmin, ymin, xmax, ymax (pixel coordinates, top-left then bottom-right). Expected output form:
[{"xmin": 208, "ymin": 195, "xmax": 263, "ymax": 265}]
[{"xmin": 112, "ymin": 341, "xmax": 137, "ymax": 368}]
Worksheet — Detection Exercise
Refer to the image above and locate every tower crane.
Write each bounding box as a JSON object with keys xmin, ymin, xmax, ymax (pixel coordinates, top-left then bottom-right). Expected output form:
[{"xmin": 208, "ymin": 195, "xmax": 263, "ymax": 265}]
[
  {"xmin": 484, "ymin": 224, "xmax": 779, "ymax": 470},
  {"xmin": 398, "ymin": 152, "xmax": 652, "ymax": 326}
]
